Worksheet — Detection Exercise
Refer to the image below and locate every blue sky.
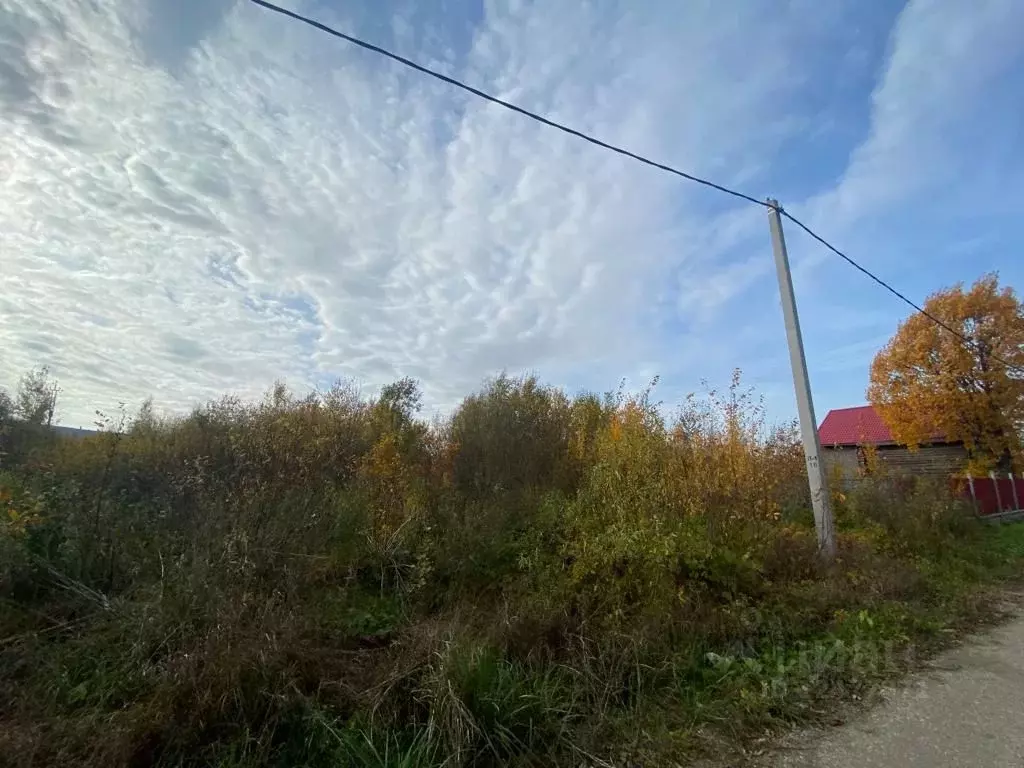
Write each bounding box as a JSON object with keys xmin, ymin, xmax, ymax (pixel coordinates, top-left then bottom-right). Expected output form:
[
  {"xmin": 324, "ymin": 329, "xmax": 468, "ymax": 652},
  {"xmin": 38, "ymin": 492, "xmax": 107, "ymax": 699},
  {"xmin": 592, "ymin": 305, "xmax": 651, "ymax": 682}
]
[{"xmin": 1, "ymin": 0, "xmax": 1022, "ymax": 428}]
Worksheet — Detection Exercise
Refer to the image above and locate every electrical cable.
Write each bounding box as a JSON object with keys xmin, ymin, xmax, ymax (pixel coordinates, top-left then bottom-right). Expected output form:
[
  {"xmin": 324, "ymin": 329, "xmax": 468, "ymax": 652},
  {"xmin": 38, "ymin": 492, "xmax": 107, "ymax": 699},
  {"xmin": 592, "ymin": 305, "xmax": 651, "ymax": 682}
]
[
  {"xmin": 248, "ymin": 0, "xmax": 1023, "ymax": 375},
  {"xmin": 247, "ymin": 0, "xmax": 767, "ymax": 208},
  {"xmin": 779, "ymin": 206, "xmax": 1024, "ymax": 375}
]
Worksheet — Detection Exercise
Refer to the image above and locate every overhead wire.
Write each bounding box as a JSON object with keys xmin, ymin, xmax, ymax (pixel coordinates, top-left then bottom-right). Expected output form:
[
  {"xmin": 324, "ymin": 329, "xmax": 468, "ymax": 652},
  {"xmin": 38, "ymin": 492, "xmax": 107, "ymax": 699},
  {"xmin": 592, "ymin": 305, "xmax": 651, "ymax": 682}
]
[
  {"xmin": 248, "ymin": 0, "xmax": 1023, "ymax": 375},
  {"xmin": 779, "ymin": 207, "xmax": 1024, "ymax": 375},
  {"xmin": 247, "ymin": 0, "xmax": 767, "ymax": 208}
]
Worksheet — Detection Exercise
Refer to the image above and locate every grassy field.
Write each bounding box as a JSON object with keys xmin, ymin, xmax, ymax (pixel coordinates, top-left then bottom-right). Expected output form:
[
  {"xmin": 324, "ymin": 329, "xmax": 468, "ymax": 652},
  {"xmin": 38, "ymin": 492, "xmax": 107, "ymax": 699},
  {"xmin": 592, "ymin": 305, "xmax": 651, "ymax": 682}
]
[{"xmin": 2, "ymin": 373, "xmax": 1023, "ymax": 767}]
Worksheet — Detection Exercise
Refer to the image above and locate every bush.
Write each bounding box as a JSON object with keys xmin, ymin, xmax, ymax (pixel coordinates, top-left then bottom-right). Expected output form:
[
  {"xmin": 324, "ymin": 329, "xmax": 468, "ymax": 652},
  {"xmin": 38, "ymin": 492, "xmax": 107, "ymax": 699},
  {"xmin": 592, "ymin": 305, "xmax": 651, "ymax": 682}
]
[
  {"xmin": 448, "ymin": 374, "xmax": 577, "ymax": 500},
  {"xmin": 838, "ymin": 473, "xmax": 978, "ymax": 557},
  {"xmin": 0, "ymin": 369, "xmax": 1019, "ymax": 767}
]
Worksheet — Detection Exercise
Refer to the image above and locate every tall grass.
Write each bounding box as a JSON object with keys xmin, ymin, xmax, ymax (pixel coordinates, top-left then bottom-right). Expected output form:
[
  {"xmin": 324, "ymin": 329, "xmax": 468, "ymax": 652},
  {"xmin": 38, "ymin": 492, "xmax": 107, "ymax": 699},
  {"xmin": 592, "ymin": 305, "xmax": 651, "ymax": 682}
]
[{"xmin": 1, "ymin": 371, "xmax": 1020, "ymax": 767}]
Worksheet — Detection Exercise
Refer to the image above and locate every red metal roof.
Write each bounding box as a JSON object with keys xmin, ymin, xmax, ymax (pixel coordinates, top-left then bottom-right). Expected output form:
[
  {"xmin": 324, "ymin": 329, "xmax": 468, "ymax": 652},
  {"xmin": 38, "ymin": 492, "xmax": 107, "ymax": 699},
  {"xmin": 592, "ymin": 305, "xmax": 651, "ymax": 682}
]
[{"xmin": 817, "ymin": 405, "xmax": 894, "ymax": 446}]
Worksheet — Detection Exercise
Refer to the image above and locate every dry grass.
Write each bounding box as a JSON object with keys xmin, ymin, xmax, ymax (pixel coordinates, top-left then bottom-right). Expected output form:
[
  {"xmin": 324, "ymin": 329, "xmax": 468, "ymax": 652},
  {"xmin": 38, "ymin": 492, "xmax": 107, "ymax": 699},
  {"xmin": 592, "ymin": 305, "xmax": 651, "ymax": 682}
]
[{"xmin": 2, "ymin": 370, "xmax": 1023, "ymax": 767}]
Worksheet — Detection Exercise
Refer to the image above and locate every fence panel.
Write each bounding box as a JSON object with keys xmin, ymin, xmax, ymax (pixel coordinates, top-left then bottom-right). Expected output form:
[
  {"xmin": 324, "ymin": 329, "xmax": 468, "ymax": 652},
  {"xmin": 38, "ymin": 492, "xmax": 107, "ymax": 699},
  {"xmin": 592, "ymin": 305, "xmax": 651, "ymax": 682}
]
[{"xmin": 956, "ymin": 475, "xmax": 1024, "ymax": 516}]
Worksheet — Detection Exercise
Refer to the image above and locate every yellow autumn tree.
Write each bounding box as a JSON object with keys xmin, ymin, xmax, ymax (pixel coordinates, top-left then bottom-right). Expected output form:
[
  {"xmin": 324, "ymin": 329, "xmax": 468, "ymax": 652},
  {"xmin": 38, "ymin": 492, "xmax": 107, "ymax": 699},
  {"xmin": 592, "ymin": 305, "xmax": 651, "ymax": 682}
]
[{"xmin": 867, "ymin": 274, "xmax": 1024, "ymax": 472}]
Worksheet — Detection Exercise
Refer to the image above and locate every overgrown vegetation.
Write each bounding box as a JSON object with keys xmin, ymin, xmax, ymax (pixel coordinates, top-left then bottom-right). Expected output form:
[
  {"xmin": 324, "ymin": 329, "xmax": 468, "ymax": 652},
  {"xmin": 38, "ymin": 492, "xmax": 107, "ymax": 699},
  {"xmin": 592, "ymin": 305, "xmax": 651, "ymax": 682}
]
[{"xmin": 2, "ymin": 369, "xmax": 1022, "ymax": 767}]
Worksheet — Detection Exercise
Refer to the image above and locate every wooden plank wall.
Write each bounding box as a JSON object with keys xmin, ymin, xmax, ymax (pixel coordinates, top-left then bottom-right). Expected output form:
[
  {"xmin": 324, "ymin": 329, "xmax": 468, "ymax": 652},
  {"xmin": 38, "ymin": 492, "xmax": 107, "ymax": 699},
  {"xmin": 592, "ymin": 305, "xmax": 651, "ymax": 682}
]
[
  {"xmin": 876, "ymin": 444, "xmax": 969, "ymax": 478},
  {"xmin": 823, "ymin": 443, "xmax": 969, "ymax": 485}
]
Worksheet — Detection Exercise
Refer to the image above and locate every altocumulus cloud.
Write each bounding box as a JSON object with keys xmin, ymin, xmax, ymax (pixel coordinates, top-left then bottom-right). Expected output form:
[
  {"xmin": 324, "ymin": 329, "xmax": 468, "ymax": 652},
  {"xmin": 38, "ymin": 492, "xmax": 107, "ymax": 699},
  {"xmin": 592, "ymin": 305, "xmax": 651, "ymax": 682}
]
[{"xmin": 2, "ymin": 0, "xmax": 1021, "ymax": 426}]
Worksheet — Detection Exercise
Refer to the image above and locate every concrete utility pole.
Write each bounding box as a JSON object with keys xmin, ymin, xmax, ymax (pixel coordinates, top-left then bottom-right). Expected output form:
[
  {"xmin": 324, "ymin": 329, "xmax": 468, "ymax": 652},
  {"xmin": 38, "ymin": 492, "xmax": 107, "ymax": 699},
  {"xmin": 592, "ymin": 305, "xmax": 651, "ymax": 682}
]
[{"xmin": 767, "ymin": 199, "xmax": 836, "ymax": 561}]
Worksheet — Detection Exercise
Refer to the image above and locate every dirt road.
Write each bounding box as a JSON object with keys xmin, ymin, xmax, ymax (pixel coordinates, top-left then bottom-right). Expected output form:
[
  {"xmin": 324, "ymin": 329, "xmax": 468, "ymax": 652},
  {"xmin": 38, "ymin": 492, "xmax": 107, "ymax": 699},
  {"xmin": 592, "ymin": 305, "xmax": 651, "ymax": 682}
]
[{"xmin": 766, "ymin": 609, "xmax": 1024, "ymax": 767}]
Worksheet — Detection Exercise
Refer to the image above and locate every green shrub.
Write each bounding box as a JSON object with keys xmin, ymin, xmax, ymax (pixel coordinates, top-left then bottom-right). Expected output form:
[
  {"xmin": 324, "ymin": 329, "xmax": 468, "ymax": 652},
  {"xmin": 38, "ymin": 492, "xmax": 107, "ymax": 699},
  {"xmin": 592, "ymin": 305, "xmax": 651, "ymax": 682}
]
[
  {"xmin": 448, "ymin": 375, "xmax": 576, "ymax": 500},
  {"xmin": 838, "ymin": 474, "xmax": 977, "ymax": 557},
  {"xmin": 1, "ymin": 368, "xmax": 1021, "ymax": 767}
]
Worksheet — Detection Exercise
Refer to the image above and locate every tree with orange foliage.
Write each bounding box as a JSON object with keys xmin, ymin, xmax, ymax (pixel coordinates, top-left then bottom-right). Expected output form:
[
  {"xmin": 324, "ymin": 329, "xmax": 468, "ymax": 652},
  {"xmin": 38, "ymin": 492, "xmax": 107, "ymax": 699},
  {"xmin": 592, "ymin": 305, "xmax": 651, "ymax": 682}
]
[{"xmin": 868, "ymin": 274, "xmax": 1024, "ymax": 472}]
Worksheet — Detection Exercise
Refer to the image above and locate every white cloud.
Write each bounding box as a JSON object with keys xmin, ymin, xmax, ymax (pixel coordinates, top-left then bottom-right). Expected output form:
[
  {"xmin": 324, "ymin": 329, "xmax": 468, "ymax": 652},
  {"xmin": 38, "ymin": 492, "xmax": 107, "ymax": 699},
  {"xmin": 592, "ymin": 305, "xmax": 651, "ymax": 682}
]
[
  {"xmin": 0, "ymin": 0, "xmax": 835, "ymax": 425},
  {"xmin": 3, "ymin": 0, "xmax": 1019, "ymax": 427},
  {"xmin": 775, "ymin": 0, "xmax": 1024, "ymax": 418},
  {"xmin": 798, "ymin": 0, "xmax": 1024, "ymax": 239}
]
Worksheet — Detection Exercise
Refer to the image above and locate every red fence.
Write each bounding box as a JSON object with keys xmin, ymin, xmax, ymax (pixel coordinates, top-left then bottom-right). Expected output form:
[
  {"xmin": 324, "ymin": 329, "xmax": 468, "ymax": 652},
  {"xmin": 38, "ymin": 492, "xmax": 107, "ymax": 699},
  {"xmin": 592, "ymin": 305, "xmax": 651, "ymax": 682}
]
[{"xmin": 955, "ymin": 475, "xmax": 1024, "ymax": 516}]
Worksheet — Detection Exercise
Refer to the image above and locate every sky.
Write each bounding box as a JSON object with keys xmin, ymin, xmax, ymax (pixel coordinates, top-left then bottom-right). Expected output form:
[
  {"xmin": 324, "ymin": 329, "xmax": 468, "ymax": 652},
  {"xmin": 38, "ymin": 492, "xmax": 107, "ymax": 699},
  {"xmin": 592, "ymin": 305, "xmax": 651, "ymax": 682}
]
[{"xmin": 1, "ymin": 0, "xmax": 1023, "ymax": 428}]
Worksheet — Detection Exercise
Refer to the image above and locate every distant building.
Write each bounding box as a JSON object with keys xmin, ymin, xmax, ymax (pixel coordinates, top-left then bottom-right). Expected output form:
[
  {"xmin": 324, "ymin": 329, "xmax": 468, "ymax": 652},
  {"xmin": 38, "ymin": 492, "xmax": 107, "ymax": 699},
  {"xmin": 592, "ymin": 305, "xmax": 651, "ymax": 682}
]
[{"xmin": 818, "ymin": 404, "xmax": 968, "ymax": 482}]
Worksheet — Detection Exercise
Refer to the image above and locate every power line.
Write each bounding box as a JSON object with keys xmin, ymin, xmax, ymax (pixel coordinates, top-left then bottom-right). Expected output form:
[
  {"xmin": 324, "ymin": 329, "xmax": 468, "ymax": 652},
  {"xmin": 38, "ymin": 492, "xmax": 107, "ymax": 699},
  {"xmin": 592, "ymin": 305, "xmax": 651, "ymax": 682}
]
[
  {"xmin": 247, "ymin": 0, "xmax": 1023, "ymax": 376},
  {"xmin": 779, "ymin": 206, "xmax": 1024, "ymax": 375},
  {"xmin": 246, "ymin": 0, "xmax": 767, "ymax": 208}
]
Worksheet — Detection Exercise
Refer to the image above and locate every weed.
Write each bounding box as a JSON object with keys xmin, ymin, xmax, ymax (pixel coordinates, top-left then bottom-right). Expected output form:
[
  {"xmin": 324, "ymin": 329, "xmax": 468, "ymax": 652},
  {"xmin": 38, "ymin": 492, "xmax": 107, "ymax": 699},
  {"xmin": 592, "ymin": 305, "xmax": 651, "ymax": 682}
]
[{"xmin": 0, "ymin": 370, "xmax": 1021, "ymax": 767}]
